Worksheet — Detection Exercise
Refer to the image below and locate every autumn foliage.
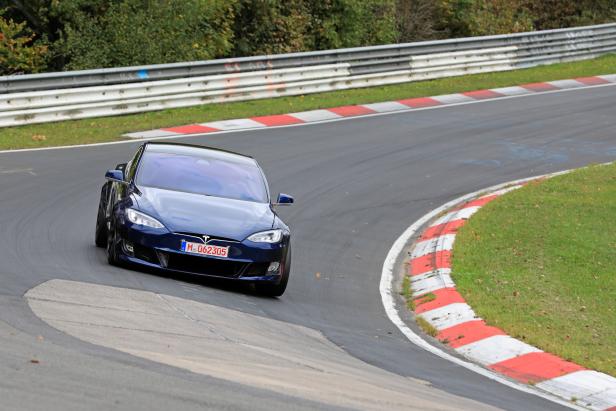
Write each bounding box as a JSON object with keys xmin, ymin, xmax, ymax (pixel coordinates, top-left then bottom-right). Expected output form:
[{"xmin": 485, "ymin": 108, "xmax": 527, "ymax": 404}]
[{"xmin": 0, "ymin": 10, "xmax": 47, "ymax": 74}]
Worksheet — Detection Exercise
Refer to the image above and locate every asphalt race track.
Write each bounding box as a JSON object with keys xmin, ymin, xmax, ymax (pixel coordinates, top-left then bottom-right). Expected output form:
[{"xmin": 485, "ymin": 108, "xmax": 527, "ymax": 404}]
[{"xmin": 1, "ymin": 85, "xmax": 615, "ymax": 410}]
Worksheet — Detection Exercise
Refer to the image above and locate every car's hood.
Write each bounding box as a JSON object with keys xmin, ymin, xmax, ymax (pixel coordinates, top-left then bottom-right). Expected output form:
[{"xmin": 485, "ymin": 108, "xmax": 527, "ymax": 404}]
[{"xmin": 135, "ymin": 186, "xmax": 274, "ymax": 241}]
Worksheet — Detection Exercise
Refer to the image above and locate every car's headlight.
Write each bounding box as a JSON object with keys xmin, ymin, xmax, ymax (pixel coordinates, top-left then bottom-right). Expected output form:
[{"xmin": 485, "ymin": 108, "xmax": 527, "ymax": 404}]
[
  {"xmin": 247, "ymin": 229, "xmax": 283, "ymax": 243},
  {"xmin": 126, "ymin": 209, "xmax": 164, "ymax": 229}
]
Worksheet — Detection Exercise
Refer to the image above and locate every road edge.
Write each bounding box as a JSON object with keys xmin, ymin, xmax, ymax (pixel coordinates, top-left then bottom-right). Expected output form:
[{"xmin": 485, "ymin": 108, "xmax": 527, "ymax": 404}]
[
  {"xmin": 122, "ymin": 75, "xmax": 616, "ymax": 140},
  {"xmin": 379, "ymin": 170, "xmax": 590, "ymax": 411}
]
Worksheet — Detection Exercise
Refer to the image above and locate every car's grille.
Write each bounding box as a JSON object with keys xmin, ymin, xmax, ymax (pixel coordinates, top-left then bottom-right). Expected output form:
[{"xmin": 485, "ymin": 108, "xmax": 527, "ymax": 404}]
[{"xmin": 167, "ymin": 253, "xmax": 247, "ymax": 278}]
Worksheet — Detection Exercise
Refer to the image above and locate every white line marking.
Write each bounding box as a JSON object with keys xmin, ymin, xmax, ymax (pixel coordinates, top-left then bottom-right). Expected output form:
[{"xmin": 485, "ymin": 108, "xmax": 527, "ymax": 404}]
[{"xmin": 1, "ymin": 81, "xmax": 616, "ymax": 156}]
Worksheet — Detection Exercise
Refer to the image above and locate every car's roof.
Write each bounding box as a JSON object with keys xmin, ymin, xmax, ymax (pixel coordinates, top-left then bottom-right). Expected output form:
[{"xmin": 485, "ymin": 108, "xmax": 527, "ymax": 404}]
[{"xmin": 144, "ymin": 142, "xmax": 257, "ymax": 165}]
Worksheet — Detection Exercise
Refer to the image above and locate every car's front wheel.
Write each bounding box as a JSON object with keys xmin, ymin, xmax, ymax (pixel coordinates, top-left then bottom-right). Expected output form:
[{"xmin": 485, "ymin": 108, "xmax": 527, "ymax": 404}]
[
  {"xmin": 95, "ymin": 200, "xmax": 108, "ymax": 248},
  {"xmin": 106, "ymin": 220, "xmax": 121, "ymax": 266},
  {"xmin": 256, "ymin": 245, "xmax": 291, "ymax": 297},
  {"xmin": 95, "ymin": 184, "xmax": 110, "ymax": 248}
]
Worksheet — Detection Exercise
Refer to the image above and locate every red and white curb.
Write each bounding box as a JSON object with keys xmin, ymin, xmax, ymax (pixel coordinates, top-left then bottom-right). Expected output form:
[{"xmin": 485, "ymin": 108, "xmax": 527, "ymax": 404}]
[
  {"xmin": 405, "ymin": 180, "xmax": 616, "ymax": 410},
  {"xmin": 124, "ymin": 74, "xmax": 616, "ymax": 139}
]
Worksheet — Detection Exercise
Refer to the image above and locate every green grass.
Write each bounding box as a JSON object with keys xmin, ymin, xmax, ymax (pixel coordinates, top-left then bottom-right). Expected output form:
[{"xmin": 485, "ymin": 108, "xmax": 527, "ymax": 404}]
[
  {"xmin": 401, "ymin": 274, "xmax": 415, "ymax": 311},
  {"xmin": 2, "ymin": 54, "xmax": 616, "ymax": 150},
  {"xmin": 417, "ymin": 316, "xmax": 439, "ymax": 338},
  {"xmin": 453, "ymin": 164, "xmax": 616, "ymax": 377}
]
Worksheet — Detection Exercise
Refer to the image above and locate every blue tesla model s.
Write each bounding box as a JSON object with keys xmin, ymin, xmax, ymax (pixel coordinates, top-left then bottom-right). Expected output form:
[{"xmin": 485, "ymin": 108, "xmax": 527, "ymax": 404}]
[{"xmin": 95, "ymin": 142, "xmax": 294, "ymax": 296}]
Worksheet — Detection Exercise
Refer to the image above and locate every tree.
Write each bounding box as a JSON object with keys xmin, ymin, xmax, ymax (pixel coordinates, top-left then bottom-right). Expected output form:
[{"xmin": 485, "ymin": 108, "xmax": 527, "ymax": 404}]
[
  {"xmin": 396, "ymin": 0, "xmax": 450, "ymax": 42},
  {"xmin": 0, "ymin": 9, "xmax": 48, "ymax": 74},
  {"xmin": 467, "ymin": 0, "xmax": 534, "ymax": 35},
  {"xmin": 232, "ymin": 0, "xmax": 310, "ymax": 56},
  {"xmin": 526, "ymin": 0, "xmax": 616, "ymax": 30},
  {"xmin": 54, "ymin": 0, "xmax": 237, "ymax": 70},
  {"xmin": 306, "ymin": 0, "xmax": 398, "ymax": 50}
]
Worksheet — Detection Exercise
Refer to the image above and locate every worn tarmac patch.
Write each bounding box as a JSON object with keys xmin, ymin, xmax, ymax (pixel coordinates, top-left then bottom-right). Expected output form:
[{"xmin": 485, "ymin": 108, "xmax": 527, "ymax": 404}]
[{"xmin": 26, "ymin": 279, "xmax": 496, "ymax": 411}]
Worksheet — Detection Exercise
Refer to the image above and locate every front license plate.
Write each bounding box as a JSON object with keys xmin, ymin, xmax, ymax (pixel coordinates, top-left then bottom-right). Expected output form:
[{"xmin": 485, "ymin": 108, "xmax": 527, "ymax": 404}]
[{"xmin": 180, "ymin": 240, "xmax": 229, "ymax": 258}]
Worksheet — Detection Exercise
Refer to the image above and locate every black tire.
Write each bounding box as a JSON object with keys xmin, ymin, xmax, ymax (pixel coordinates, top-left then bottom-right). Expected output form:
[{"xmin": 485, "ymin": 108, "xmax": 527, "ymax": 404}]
[
  {"xmin": 106, "ymin": 220, "xmax": 120, "ymax": 266},
  {"xmin": 256, "ymin": 245, "xmax": 291, "ymax": 297},
  {"xmin": 95, "ymin": 196, "xmax": 108, "ymax": 248}
]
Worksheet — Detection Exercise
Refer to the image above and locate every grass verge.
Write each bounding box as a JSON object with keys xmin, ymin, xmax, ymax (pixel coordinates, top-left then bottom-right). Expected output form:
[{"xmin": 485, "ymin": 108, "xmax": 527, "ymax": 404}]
[
  {"xmin": 2, "ymin": 54, "xmax": 616, "ymax": 151},
  {"xmin": 453, "ymin": 163, "xmax": 616, "ymax": 377}
]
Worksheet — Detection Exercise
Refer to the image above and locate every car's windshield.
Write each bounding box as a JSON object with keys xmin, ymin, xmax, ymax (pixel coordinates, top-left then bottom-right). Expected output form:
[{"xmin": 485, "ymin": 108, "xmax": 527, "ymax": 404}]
[{"xmin": 136, "ymin": 149, "xmax": 269, "ymax": 203}]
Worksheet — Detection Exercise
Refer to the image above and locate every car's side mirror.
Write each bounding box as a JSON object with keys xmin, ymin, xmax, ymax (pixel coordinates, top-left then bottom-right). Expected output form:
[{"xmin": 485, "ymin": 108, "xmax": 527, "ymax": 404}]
[
  {"xmin": 275, "ymin": 193, "xmax": 294, "ymax": 206},
  {"xmin": 115, "ymin": 163, "xmax": 127, "ymax": 172},
  {"xmin": 105, "ymin": 169, "xmax": 126, "ymax": 183}
]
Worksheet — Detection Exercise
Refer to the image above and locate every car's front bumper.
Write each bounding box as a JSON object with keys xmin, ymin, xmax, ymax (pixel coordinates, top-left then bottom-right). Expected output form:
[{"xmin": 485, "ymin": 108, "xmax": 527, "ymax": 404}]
[{"xmin": 117, "ymin": 222, "xmax": 288, "ymax": 282}]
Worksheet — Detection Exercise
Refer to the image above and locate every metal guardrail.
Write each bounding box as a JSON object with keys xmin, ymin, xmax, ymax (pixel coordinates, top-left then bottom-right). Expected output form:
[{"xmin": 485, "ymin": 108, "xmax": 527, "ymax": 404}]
[{"xmin": 1, "ymin": 23, "xmax": 615, "ymax": 127}]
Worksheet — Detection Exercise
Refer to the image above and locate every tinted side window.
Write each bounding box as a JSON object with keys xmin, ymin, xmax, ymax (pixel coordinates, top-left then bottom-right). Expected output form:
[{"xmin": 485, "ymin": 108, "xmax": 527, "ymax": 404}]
[{"xmin": 126, "ymin": 146, "xmax": 144, "ymax": 182}]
